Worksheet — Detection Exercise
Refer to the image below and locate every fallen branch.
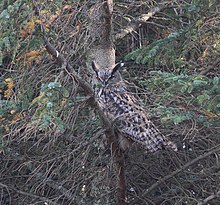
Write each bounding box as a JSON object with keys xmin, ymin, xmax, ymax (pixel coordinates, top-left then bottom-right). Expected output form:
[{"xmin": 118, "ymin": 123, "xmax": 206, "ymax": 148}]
[
  {"xmin": 197, "ymin": 190, "xmax": 220, "ymax": 205},
  {"xmin": 140, "ymin": 145, "xmax": 220, "ymax": 198}
]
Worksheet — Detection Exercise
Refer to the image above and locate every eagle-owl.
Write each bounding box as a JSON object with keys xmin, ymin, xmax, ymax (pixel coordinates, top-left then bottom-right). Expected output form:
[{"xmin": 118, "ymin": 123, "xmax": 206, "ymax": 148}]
[{"xmin": 92, "ymin": 61, "xmax": 177, "ymax": 153}]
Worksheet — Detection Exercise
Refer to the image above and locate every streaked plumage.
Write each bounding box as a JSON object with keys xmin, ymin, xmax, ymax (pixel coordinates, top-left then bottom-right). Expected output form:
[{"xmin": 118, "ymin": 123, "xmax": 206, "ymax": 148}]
[{"xmin": 92, "ymin": 62, "xmax": 177, "ymax": 152}]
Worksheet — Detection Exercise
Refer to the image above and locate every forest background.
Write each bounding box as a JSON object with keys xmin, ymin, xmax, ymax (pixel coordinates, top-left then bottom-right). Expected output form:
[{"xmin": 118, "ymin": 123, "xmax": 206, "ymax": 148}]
[{"xmin": 0, "ymin": 0, "xmax": 220, "ymax": 204}]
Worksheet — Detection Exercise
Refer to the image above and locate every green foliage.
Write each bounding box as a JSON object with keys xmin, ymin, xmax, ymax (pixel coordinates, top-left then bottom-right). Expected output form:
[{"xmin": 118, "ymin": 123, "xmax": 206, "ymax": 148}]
[
  {"xmin": 125, "ymin": 0, "xmax": 220, "ymax": 71},
  {"xmin": 31, "ymin": 82, "xmax": 70, "ymax": 133},
  {"xmin": 0, "ymin": 0, "xmax": 74, "ymax": 138},
  {"xmin": 0, "ymin": 100, "xmax": 21, "ymax": 135},
  {"xmin": 0, "ymin": 77, "xmax": 21, "ymax": 139},
  {"xmin": 0, "ymin": 0, "xmax": 32, "ymax": 65},
  {"xmin": 140, "ymin": 71, "xmax": 220, "ymax": 126},
  {"xmin": 125, "ymin": 30, "xmax": 186, "ymax": 68},
  {"xmin": 125, "ymin": 0, "xmax": 219, "ymax": 128}
]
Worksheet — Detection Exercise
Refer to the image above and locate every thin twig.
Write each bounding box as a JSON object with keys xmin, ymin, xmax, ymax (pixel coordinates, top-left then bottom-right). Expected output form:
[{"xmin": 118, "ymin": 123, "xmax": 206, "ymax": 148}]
[
  {"xmin": 141, "ymin": 145, "xmax": 220, "ymax": 197},
  {"xmin": 197, "ymin": 190, "xmax": 220, "ymax": 205},
  {"xmin": 32, "ymin": 2, "xmax": 127, "ymax": 204},
  {"xmin": 0, "ymin": 182, "xmax": 61, "ymax": 205},
  {"xmin": 32, "ymin": 0, "xmax": 94, "ymax": 96}
]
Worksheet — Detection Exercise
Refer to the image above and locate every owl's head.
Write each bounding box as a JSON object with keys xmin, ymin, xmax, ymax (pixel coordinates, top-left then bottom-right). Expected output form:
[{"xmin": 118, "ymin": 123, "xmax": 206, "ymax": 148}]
[{"xmin": 92, "ymin": 61, "xmax": 124, "ymax": 88}]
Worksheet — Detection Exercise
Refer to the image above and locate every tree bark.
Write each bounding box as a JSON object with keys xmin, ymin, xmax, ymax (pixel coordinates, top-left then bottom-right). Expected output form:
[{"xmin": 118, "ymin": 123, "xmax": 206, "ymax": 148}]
[
  {"xmin": 34, "ymin": 0, "xmax": 127, "ymax": 203},
  {"xmin": 88, "ymin": 1, "xmax": 127, "ymax": 204}
]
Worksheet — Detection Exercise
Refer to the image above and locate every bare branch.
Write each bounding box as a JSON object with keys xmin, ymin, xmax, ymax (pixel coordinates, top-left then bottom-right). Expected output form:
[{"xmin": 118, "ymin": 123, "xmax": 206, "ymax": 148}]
[
  {"xmin": 32, "ymin": 2, "xmax": 126, "ymax": 204},
  {"xmin": 115, "ymin": 6, "xmax": 161, "ymax": 40},
  {"xmin": 0, "ymin": 182, "xmax": 61, "ymax": 205},
  {"xmin": 197, "ymin": 190, "xmax": 220, "ymax": 205},
  {"xmin": 141, "ymin": 145, "xmax": 220, "ymax": 198}
]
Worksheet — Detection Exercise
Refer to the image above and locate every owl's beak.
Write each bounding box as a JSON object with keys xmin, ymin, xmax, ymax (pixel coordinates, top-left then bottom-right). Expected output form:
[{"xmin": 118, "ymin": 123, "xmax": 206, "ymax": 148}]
[{"xmin": 102, "ymin": 81, "xmax": 107, "ymax": 88}]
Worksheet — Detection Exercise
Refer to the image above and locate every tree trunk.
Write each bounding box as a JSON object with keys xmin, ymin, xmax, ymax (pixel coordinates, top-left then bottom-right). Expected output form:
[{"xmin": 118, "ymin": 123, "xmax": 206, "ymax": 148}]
[{"xmin": 88, "ymin": 1, "xmax": 126, "ymax": 204}]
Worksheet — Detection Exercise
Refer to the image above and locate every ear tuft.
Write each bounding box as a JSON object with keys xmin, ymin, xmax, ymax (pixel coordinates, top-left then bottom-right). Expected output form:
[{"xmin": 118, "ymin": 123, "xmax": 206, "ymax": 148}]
[
  {"xmin": 111, "ymin": 62, "xmax": 124, "ymax": 76},
  {"xmin": 92, "ymin": 61, "xmax": 99, "ymax": 75}
]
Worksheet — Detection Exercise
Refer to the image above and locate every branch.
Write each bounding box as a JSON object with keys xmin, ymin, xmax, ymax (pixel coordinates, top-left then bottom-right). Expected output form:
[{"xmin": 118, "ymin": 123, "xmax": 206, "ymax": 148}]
[
  {"xmin": 199, "ymin": 60, "xmax": 220, "ymax": 75},
  {"xmin": 0, "ymin": 182, "xmax": 61, "ymax": 205},
  {"xmin": 115, "ymin": 6, "xmax": 161, "ymax": 40},
  {"xmin": 140, "ymin": 145, "xmax": 220, "ymax": 198},
  {"xmin": 43, "ymin": 36, "xmax": 94, "ymax": 96},
  {"xmin": 32, "ymin": 0, "xmax": 94, "ymax": 96},
  {"xmin": 115, "ymin": 148, "xmax": 126, "ymax": 205},
  {"xmin": 32, "ymin": 0, "xmax": 116, "ymax": 134},
  {"xmin": 2, "ymin": 148, "xmax": 76, "ymax": 201},
  {"xmin": 33, "ymin": 2, "xmax": 126, "ymax": 204},
  {"xmin": 197, "ymin": 190, "xmax": 220, "ymax": 205}
]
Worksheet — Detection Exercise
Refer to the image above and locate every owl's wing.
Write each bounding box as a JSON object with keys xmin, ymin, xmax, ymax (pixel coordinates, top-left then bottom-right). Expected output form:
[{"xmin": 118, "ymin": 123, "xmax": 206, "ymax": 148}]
[{"xmin": 117, "ymin": 114, "xmax": 177, "ymax": 153}]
